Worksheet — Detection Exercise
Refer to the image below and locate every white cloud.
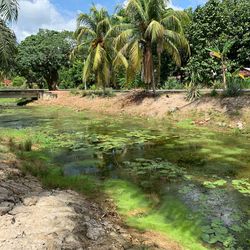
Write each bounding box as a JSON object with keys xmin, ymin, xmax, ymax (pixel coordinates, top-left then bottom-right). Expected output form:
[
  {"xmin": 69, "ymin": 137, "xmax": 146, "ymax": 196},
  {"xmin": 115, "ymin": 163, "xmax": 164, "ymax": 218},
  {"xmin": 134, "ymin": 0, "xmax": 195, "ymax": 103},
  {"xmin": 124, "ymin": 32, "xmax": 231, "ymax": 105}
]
[{"xmin": 11, "ymin": 0, "xmax": 77, "ymax": 41}]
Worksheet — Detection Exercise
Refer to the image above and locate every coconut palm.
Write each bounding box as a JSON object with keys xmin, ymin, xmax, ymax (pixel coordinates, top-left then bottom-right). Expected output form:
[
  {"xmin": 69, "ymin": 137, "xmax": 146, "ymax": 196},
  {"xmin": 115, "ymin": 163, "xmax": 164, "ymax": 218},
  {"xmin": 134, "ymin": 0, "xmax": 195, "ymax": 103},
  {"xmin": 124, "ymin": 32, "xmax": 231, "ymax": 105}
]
[
  {"xmin": 112, "ymin": 0, "xmax": 190, "ymax": 92},
  {"xmin": 0, "ymin": 20, "xmax": 16, "ymax": 67},
  {"xmin": 73, "ymin": 6, "xmax": 112, "ymax": 92},
  {"xmin": 0, "ymin": 0, "xmax": 18, "ymax": 71},
  {"xmin": 0, "ymin": 0, "xmax": 18, "ymax": 22}
]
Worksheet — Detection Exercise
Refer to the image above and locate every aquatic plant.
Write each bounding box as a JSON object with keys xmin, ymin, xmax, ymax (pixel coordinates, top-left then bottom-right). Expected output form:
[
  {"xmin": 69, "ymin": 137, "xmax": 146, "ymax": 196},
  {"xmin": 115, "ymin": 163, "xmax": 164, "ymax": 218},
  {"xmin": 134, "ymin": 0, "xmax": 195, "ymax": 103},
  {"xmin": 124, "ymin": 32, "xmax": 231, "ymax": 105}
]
[
  {"xmin": 203, "ymin": 179, "xmax": 227, "ymax": 189},
  {"xmin": 201, "ymin": 219, "xmax": 236, "ymax": 248},
  {"xmin": 232, "ymin": 179, "xmax": 250, "ymax": 196}
]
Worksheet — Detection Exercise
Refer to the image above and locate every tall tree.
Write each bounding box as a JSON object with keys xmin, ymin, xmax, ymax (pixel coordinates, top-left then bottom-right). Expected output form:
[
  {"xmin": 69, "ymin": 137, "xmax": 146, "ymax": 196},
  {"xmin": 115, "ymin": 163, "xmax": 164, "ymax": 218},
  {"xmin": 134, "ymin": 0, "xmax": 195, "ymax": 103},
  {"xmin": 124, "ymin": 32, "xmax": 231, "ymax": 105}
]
[
  {"xmin": 113, "ymin": 0, "xmax": 190, "ymax": 92},
  {"xmin": 184, "ymin": 0, "xmax": 250, "ymax": 85},
  {"xmin": 0, "ymin": 20, "xmax": 16, "ymax": 70},
  {"xmin": 0, "ymin": 0, "xmax": 18, "ymax": 73},
  {"xmin": 73, "ymin": 6, "xmax": 112, "ymax": 91},
  {"xmin": 16, "ymin": 30, "xmax": 74, "ymax": 90}
]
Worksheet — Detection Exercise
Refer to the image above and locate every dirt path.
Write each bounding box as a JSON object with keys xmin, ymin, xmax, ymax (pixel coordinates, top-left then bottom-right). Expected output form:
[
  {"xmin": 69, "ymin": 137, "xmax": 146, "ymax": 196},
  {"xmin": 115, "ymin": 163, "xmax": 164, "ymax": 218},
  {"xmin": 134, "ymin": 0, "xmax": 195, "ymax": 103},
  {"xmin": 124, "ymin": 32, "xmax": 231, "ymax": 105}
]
[{"xmin": 0, "ymin": 144, "xmax": 182, "ymax": 250}]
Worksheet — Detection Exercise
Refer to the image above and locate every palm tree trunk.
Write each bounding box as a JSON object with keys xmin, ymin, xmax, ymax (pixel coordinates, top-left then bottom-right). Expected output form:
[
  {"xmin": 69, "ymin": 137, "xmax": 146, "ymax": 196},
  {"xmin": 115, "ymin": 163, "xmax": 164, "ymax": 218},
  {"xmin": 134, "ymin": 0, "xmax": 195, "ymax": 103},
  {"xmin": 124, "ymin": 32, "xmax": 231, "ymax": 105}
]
[
  {"xmin": 157, "ymin": 52, "xmax": 161, "ymax": 88},
  {"xmin": 143, "ymin": 42, "xmax": 155, "ymax": 93}
]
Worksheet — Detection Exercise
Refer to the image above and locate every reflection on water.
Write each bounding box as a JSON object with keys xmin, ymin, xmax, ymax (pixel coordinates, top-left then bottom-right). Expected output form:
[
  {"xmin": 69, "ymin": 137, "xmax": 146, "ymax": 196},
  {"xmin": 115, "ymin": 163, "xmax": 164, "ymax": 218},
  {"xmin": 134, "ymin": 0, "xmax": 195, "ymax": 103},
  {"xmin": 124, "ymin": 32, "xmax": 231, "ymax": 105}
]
[{"xmin": 0, "ymin": 106, "xmax": 249, "ymax": 249}]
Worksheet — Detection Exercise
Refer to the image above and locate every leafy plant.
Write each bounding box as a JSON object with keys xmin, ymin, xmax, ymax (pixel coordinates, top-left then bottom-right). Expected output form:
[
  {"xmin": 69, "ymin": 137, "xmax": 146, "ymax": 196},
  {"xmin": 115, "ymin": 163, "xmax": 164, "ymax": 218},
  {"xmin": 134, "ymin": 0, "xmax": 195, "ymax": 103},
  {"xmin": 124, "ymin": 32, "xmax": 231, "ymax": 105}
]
[
  {"xmin": 203, "ymin": 179, "xmax": 227, "ymax": 189},
  {"xmin": 232, "ymin": 179, "xmax": 250, "ymax": 196},
  {"xmin": 222, "ymin": 77, "xmax": 243, "ymax": 97},
  {"xmin": 12, "ymin": 76, "xmax": 27, "ymax": 87},
  {"xmin": 201, "ymin": 220, "xmax": 236, "ymax": 248},
  {"xmin": 185, "ymin": 82, "xmax": 201, "ymax": 101}
]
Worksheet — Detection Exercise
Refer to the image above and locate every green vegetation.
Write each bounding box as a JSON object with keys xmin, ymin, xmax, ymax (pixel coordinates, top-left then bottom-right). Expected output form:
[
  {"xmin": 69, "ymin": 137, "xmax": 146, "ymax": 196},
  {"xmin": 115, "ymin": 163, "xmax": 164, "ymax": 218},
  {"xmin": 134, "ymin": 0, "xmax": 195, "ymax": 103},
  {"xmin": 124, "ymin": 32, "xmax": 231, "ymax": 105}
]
[
  {"xmin": 0, "ymin": 106, "xmax": 249, "ymax": 249},
  {"xmin": 232, "ymin": 179, "xmax": 250, "ymax": 196},
  {"xmin": 105, "ymin": 179, "xmax": 206, "ymax": 250},
  {"xmin": 1, "ymin": 0, "xmax": 250, "ymax": 93}
]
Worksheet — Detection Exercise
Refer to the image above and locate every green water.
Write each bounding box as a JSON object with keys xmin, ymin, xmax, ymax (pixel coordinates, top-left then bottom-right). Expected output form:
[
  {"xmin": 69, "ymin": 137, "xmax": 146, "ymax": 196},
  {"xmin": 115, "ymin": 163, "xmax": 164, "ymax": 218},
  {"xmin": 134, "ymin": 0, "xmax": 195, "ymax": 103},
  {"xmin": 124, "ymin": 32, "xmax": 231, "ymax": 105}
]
[{"xmin": 0, "ymin": 105, "xmax": 249, "ymax": 250}]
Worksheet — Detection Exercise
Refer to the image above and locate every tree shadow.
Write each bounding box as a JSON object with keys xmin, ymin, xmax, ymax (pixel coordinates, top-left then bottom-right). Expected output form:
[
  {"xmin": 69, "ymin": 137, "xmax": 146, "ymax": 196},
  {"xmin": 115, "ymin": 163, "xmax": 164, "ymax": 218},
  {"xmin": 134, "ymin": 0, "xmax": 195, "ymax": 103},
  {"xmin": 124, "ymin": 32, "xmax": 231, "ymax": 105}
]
[{"xmin": 121, "ymin": 90, "xmax": 161, "ymax": 106}]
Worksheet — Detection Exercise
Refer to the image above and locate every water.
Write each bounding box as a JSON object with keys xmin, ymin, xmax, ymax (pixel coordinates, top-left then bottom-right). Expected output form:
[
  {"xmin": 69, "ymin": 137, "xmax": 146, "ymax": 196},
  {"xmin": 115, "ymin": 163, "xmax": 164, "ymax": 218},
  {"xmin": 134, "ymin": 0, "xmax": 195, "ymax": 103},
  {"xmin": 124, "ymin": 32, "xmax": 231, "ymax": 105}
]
[{"xmin": 0, "ymin": 105, "xmax": 249, "ymax": 249}]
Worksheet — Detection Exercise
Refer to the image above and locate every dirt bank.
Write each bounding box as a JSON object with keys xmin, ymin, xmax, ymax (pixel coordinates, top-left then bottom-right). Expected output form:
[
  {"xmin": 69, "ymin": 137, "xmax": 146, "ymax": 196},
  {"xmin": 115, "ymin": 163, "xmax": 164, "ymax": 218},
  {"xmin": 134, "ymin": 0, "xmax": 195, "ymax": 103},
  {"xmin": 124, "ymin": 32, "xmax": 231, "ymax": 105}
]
[
  {"xmin": 33, "ymin": 90, "xmax": 250, "ymax": 130},
  {"xmin": 0, "ymin": 143, "xmax": 181, "ymax": 250}
]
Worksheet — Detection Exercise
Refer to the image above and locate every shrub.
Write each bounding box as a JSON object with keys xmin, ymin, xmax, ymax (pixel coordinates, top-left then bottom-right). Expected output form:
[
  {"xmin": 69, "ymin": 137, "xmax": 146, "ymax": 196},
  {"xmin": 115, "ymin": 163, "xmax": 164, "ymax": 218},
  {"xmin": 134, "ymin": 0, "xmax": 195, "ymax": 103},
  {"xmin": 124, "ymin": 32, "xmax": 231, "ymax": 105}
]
[
  {"xmin": 161, "ymin": 78, "xmax": 184, "ymax": 89},
  {"xmin": 12, "ymin": 76, "xmax": 27, "ymax": 87},
  {"xmin": 81, "ymin": 88, "xmax": 115, "ymax": 98},
  {"xmin": 185, "ymin": 82, "xmax": 201, "ymax": 101},
  {"xmin": 223, "ymin": 77, "xmax": 243, "ymax": 97}
]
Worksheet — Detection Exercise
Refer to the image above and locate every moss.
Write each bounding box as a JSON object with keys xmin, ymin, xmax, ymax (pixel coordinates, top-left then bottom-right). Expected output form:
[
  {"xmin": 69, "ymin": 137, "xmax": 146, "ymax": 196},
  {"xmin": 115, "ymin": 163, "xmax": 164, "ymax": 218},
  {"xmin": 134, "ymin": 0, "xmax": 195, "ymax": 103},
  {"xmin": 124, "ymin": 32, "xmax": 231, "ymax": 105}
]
[{"xmin": 104, "ymin": 179, "xmax": 207, "ymax": 250}]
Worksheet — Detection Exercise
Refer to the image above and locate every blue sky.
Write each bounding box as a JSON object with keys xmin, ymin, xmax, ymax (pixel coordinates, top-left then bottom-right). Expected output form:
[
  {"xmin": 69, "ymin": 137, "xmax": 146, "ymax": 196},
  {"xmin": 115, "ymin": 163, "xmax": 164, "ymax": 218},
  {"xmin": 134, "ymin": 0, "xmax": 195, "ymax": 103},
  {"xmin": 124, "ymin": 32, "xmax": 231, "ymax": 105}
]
[
  {"xmin": 51, "ymin": 0, "xmax": 205, "ymax": 14},
  {"xmin": 13, "ymin": 0, "xmax": 207, "ymax": 41}
]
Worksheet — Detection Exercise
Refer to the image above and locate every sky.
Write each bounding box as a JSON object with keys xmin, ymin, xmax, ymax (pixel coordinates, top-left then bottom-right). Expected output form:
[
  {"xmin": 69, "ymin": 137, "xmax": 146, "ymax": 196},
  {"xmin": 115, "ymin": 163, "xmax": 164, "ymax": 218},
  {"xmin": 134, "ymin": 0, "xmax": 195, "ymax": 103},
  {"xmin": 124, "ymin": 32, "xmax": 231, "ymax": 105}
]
[{"xmin": 12, "ymin": 0, "xmax": 207, "ymax": 41}]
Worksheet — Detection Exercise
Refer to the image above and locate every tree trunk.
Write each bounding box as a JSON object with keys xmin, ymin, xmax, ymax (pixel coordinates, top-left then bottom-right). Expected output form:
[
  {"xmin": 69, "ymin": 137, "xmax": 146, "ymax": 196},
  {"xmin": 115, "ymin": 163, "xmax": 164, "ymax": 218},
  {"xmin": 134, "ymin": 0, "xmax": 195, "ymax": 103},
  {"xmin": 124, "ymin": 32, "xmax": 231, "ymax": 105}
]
[
  {"xmin": 143, "ymin": 42, "xmax": 155, "ymax": 93},
  {"xmin": 157, "ymin": 52, "xmax": 161, "ymax": 88},
  {"xmin": 222, "ymin": 63, "xmax": 227, "ymax": 89},
  {"xmin": 46, "ymin": 70, "xmax": 58, "ymax": 91}
]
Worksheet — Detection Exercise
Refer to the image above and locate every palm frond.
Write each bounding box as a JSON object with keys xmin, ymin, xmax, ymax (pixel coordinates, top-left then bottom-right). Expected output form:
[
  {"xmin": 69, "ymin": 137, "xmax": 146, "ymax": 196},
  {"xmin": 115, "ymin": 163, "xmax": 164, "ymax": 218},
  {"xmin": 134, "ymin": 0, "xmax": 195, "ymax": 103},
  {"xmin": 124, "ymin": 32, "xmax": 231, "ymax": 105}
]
[
  {"xmin": 145, "ymin": 20, "xmax": 165, "ymax": 42},
  {"xmin": 0, "ymin": 0, "xmax": 18, "ymax": 22},
  {"xmin": 164, "ymin": 40, "xmax": 181, "ymax": 66}
]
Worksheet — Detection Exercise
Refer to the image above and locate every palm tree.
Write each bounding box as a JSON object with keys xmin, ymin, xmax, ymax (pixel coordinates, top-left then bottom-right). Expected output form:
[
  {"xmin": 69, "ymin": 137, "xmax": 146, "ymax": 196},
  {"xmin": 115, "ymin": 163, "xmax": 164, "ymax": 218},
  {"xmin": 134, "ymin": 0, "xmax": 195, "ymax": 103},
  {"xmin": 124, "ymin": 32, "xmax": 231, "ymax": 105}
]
[
  {"xmin": 0, "ymin": 0, "xmax": 18, "ymax": 72},
  {"xmin": 73, "ymin": 6, "xmax": 112, "ymax": 92},
  {"xmin": 0, "ymin": 0, "xmax": 19, "ymax": 22},
  {"xmin": 0, "ymin": 20, "xmax": 16, "ymax": 68},
  {"xmin": 112, "ymin": 0, "xmax": 190, "ymax": 92}
]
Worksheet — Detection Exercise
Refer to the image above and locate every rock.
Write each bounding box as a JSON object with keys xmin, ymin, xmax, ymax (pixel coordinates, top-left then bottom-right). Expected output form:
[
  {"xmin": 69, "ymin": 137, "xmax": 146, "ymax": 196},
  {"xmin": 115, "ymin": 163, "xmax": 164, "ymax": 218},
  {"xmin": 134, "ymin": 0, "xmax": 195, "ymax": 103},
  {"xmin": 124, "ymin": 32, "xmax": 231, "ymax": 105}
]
[
  {"xmin": 86, "ymin": 225, "xmax": 105, "ymax": 240},
  {"xmin": 236, "ymin": 121, "xmax": 244, "ymax": 130},
  {"xmin": 0, "ymin": 201, "xmax": 14, "ymax": 215},
  {"xmin": 23, "ymin": 197, "xmax": 38, "ymax": 206}
]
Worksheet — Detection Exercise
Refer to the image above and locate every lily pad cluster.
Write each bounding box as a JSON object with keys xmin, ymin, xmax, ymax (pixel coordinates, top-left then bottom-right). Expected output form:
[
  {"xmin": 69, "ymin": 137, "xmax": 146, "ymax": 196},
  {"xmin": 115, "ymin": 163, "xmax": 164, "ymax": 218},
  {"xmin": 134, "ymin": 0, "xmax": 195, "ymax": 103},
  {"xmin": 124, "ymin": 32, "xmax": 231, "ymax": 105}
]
[
  {"xmin": 232, "ymin": 179, "xmax": 250, "ymax": 196},
  {"xmin": 123, "ymin": 158, "xmax": 186, "ymax": 189},
  {"xmin": 201, "ymin": 219, "xmax": 236, "ymax": 249},
  {"xmin": 83, "ymin": 130, "xmax": 162, "ymax": 152},
  {"xmin": 203, "ymin": 179, "xmax": 227, "ymax": 189}
]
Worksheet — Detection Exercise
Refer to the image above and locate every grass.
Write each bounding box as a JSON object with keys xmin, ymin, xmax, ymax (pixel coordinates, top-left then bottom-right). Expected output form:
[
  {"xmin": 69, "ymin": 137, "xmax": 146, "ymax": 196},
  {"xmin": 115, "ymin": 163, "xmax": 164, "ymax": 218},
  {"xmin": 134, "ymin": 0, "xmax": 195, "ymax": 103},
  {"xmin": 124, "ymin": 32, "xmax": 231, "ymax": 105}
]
[
  {"xmin": 104, "ymin": 179, "xmax": 207, "ymax": 250},
  {"xmin": 21, "ymin": 160, "xmax": 100, "ymax": 195},
  {"xmin": 0, "ymin": 98, "xmax": 19, "ymax": 104}
]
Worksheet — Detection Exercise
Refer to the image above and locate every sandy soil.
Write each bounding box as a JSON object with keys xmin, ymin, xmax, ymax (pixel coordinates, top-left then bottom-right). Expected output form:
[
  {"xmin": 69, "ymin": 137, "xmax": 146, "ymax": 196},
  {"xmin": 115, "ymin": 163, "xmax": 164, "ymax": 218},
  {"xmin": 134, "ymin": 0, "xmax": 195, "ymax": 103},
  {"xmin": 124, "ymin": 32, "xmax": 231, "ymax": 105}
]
[{"xmin": 33, "ymin": 90, "xmax": 250, "ymax": 130}]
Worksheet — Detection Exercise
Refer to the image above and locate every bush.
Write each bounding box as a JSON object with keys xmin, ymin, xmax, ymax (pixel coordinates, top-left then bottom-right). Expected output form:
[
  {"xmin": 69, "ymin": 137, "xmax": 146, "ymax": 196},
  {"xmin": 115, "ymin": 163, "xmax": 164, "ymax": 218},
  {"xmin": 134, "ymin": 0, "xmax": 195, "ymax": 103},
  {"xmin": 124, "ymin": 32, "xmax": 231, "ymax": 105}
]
[
  {"xmin": 81, "ymin": 88, "xmax": 115, "ymax": 98},
  {"xmin": 161, "ymin": 78, "xmax": 184, "ymax": 89},
  {"xmin": 223, "ymin": 77, "xmax": 243, "ymax": 97},
  {"xmin": 185, "ymin": 83, "xmax": 201, "ymax": 101},
  {"xmin": 12, "ymin": 76, "xmax": 27, "ymax": 87}
]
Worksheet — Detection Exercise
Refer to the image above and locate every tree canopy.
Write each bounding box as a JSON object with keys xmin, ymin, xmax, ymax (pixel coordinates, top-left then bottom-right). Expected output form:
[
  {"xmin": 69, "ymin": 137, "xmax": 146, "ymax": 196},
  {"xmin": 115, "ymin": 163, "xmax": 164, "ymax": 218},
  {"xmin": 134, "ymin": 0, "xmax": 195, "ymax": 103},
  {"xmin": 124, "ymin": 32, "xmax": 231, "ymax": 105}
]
[{"xmin": 15, "ymin": 29, "xmax": 74, "ymax": 90}]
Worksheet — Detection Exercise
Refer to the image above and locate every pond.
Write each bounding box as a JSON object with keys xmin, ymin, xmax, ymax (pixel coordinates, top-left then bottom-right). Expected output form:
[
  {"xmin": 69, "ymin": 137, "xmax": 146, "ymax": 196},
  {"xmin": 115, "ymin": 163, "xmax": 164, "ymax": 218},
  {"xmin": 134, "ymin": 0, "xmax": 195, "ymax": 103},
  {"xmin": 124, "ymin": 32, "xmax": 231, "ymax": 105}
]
[{"xmin": 0, "ymin": 105, "xmax": 249, "ymax": 250}]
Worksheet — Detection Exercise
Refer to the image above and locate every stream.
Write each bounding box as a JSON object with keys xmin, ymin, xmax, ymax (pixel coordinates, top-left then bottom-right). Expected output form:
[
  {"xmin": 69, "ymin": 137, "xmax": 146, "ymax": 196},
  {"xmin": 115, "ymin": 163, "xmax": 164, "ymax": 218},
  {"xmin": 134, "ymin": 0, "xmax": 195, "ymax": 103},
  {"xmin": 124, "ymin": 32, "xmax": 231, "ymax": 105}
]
[{"xmin": 0, "ymin": 105, "xmax": 249, "ymax": 250}]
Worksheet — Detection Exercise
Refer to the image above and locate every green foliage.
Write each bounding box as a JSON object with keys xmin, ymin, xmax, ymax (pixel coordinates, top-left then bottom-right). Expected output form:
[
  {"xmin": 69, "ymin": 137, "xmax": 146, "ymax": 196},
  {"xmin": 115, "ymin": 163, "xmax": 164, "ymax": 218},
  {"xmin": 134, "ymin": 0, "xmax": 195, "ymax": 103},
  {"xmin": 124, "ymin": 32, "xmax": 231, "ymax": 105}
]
[
  {"xmin": 16, "ymin": 29, "xmax": 74, "ymax": 90},
  {"xmin": 22, "ymin": 162, "xmax": 99, "ymax": 195},
  {"xmin": 12, "ymin": 76, "xmax": 27, "ymax": 87},
  {"xmin": 112, "ymin": 0, "xmax": 190, "ymax": 91},
  {"xmin": 232, "ymin": 179, "xmax": 250, "ymax": 196},
  {"xmin": 59, "ymin": 60, "xmax": 84, "ymax": 89},
  {"xmin": 222, "ymin": 77, "xmax": 243, "ymax": 97},
  {"xmin": 201, "ymin": 220, "xmax": 236, "ymax": 248},
  {"xmin": 184, "ymin": 0, "xmax": 250, "ymax": 85},
  {"xmin": 161, "ymin": 78, "xmax": 184, "ymax": 89},
  {"xmin": 123, "ymin": 158, "xmax": 186, "ymax": 188},
  {"xmin": 80, "ymin": 89, "xmax": 115, "ymax": 98},
  {"xmin": 105, "ymin": 179, "xmax": 205, "ymax": 250},
  {"xmin": 203, "ymin": 179, "xmax": 227, "ymax": 189},
  {"xmin": 73, "ymin": 6, "xmax": 112, "ymax": 92},
  {"xmin": 0, "ymin": 20, "xmax": 17, "ymax": 72}
]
